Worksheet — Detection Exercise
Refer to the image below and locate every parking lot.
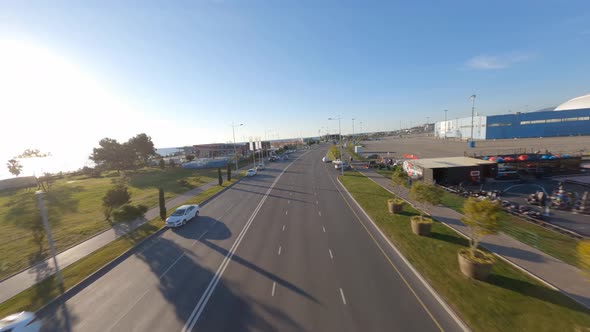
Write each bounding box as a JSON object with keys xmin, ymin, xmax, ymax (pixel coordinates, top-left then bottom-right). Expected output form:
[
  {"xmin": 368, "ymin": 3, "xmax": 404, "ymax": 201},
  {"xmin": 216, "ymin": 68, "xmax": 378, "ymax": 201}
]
[{"xmin": 359, "ymin": 134, "xmax": 590, "ymax": 236}]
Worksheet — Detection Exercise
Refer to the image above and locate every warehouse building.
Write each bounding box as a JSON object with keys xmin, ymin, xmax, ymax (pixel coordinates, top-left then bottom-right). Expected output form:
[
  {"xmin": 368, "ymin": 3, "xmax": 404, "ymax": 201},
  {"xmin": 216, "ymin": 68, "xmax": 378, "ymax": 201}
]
[
  {"xmin": 434, "ymin": 94, "xmax": 590, "ymax": 140},
  {"xmin": 403, "ymin": 157, "xmax": 497, "ymax": 185}
]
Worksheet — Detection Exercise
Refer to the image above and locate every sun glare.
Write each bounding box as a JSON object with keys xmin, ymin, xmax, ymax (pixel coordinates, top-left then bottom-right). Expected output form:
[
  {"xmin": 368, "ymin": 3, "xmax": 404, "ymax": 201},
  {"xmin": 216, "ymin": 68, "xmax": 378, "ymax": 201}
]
[{"xmin": 0, "ymin": 39, "xmax": 145, "ymax": 178}]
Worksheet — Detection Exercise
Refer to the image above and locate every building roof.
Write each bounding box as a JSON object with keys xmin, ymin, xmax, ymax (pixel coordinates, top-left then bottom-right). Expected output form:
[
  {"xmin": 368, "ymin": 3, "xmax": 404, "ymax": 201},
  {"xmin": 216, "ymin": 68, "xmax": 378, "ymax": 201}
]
[
  {"xmin": 555, "ymin": 94, "xmax": 590, "ymax": 111},
  {"xmin": 409, "ymin": 156, "xmax": 496, "ymax": 169}
]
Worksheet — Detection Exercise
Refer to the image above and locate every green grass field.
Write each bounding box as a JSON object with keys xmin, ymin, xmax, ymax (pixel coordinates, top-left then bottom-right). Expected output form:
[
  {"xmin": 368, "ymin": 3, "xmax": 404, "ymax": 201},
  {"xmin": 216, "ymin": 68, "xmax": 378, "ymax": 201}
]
[
  {"xmin": 0, "ymin": 167, "xmax": 217, "ymax": 280},
  {"xmin": 340, "ymin": 171, "xmax": 590, "ymax": 332},
  {"xmin": 0, "ymin": 178, "xmax": 237, "ymax": 316}
]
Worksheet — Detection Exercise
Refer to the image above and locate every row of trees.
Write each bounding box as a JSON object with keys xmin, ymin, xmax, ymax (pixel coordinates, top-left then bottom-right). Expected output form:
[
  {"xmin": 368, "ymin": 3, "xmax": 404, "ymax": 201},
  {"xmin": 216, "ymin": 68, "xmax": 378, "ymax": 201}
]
[{"xmin": 90, "ymin": 133, "xmax": 156, "ymax": 172}]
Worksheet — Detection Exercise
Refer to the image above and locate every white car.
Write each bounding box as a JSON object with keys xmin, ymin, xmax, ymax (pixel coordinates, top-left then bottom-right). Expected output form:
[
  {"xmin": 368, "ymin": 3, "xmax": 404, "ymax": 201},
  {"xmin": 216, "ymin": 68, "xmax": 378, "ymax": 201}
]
[
  {"xmin": 246, "ymin": 168, "xmax": 257, "ymax": 177},
  {"xmin": 322, "ymin": 157, "xmax": 330, "ymax": 163},
  {"xmin": 0, "ymin": 312, "xmax": 40, "ymax": 332},
  {"xmin": 166, "ymin": 205, "xmax": 199, "ymax": 227},
  {"xmin": 256, "ymin": 163, "xmax": 265, "ymax": 170}
]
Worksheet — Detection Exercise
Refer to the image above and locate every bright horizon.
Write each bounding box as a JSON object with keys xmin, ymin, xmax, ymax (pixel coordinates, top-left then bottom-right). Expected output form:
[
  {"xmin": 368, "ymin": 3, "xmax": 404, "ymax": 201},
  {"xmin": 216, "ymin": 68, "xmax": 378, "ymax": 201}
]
[{"xmin": 2, "ymin": 1, "xmax": 590, "ymax": 178}]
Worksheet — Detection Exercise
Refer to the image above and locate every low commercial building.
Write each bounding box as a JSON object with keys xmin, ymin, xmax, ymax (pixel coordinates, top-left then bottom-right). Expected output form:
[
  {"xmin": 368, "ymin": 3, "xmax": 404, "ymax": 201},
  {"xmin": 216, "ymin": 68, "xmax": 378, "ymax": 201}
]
[{"xmin": 403, "ymin": 156, "xmax": 497, "ymax": 185}]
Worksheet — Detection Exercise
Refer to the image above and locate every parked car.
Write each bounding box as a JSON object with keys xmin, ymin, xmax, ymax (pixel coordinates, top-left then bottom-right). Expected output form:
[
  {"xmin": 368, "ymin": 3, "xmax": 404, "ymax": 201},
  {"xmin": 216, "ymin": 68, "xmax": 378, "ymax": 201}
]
[
  {"xmin": 256, "ymin": 163, "xmax": 265, "ymax": 170},
  {"xmin": 246, "ymin": 168, "xmax": 257, "ymax": 177},
  {"xmin": 166, "ymin": 204, "xmax": 199, "ymax": 227},
  {"xmin": 322, "ymin": 156, "xmax": 331, "ymax": 163},
  {"xmin": 367, "ymin": 154, "xmax": 379, "ymax": 159},
  {"xmin": 0, "ymin": 312, "xmax": 41, "ymax": 332},
  {"xmin": 269, "ymin": 156, "xmax": 277, "ymax": 162}
]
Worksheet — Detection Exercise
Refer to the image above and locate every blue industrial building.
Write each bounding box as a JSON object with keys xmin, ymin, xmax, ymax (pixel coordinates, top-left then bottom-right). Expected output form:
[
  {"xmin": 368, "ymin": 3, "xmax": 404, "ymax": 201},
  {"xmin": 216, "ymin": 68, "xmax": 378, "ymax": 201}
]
[{"xmin": 435, "ymin": 94, "xmax": 590, "ymax": 140}]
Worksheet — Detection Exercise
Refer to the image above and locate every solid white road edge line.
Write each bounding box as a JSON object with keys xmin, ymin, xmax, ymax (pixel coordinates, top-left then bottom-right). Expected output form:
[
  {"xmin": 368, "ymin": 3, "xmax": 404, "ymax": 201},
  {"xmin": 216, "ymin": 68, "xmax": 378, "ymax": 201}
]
[{"xmin": 181, "ymin": 151, "xmax": 309, "ymax": 332}]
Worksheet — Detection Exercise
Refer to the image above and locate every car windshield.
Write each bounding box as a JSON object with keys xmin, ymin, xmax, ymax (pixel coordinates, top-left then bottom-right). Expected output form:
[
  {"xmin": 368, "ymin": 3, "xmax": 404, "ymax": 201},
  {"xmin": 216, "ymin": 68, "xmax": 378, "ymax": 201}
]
[{"xmin": 171, "ymin": 209, "xmax": 186, "ymax": 216}]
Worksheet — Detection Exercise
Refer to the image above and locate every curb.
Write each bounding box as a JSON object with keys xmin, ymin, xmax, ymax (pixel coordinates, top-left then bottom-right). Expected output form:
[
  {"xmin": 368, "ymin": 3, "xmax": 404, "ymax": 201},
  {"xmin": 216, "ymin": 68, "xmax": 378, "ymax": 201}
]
[
  {"xmin": 335, "ymin": 175, "xmax": 471, "ymax": 332},
  {"xmin": 361, "ymin": 170, "xmax": 590, "ymax": 310},
  {"xmin": 34, "ymin": 176, "xmax": 245, "ymax": 315}
]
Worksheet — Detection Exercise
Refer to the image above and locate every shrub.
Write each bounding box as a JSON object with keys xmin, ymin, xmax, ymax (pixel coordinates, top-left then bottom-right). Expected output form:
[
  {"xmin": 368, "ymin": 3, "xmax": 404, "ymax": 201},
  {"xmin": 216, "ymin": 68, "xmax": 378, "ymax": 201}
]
[
  {"xmin": 112, "ymin": 204, "xmax": 148, "ymax": 222},
  {"xmin": 102, "ymin": 185, "xmax": 131, "ymax": 220},
  {"xmin": 159, "ymin": 188, "xmax": 166, "ymax": 220},
  {"xmin": 177, "ymin": 179, "xmax": 193, "ymax": 188}
]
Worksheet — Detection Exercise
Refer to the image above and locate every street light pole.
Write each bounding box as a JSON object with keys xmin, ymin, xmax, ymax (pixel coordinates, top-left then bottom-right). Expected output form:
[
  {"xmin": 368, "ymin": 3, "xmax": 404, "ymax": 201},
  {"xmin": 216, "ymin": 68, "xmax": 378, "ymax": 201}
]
[
  {"xmin": 232, "ymin": 123, "xmax": 243, "ymax": 171},
  {"xmin": 444, "ymin": 110, "xmax": 448, "ymax": 139},
  {"xmin": 470, "ymin": 94, "xmax": 477, "ymax": 141},
  {"xmin": 35, "ymin": 191, "xmax": 64, "ymax": 293},
  {"xmin": 328, "ymin": 117, "xmax": 344, "ymax": 176}
]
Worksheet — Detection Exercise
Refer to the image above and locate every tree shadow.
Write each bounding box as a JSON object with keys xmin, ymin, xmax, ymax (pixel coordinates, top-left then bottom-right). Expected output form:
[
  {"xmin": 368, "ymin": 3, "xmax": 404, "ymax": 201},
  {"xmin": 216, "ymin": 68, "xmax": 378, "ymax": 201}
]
[
  {"xmin": 487, "ymin": 274, "xmax": 590, "ymax": 314},
  {"xmin": 483, "ymin": 243, "xmax": 545, "ymax": 263},
  {"xmin": 430, "ymin": 231, "xmax": 470, "ymax": 247}
]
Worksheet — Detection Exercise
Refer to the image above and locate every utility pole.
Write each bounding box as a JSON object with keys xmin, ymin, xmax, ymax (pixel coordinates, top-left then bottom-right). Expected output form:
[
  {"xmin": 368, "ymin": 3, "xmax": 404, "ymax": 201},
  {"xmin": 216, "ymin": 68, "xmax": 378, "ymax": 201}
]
[
  {"xmin": 352, "ymin": 118, "xmax": 355, "ymax": 142},
  {"xmin": 444, "ymin": 110, "xmax": 448, "ymax": 139},
  {"xmin": 36, "ymin": 191, "xmax": 64, "ymax": 293},
  {"xmin": 232, "ymin": 123, "xmax": 243, "ymax": 171},
  {"xmin": 328, "ymin": 117, "xmax": 344, "ymax": 176},
  {"xmin": 470, "ymin": 94, "xmax": 477, "ymax": 141}
]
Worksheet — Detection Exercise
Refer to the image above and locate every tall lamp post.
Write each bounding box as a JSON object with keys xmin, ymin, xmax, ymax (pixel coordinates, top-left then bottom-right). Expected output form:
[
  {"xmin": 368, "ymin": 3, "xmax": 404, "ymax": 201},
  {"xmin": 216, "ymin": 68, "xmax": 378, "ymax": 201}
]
[
  {"xmin": 470, "ymin": 94, "xmax": 477, "ymax": 141},
  {"xmin": 35, "ymin": 191, "xmax": 64, "ymax": 293},
  {"xmin": 352, "ymin": 118, "xmax": 355, "ymax": 143},
  {"xmin": 328, "ymin": 117, "xmax": 343, "ymax": 176},
  {"xmin": 232, "ymin": 123, "xmax": 243, "ymax": 171},
  {"xmin": 444, "ymin": 110, "xmax": 448, "ymax": 139}
]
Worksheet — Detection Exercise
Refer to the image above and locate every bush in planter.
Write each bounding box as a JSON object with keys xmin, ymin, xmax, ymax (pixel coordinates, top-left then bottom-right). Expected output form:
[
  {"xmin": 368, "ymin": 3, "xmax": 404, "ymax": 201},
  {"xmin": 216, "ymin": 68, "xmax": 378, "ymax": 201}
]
[
  {"xmin": 391, "ymin": 167, "xmax": 407, "ymax": 195},
  {"xmin": 459, "ymin": 197, "xmax": 501, "ymax": 280},
  {"xmin": 387, "ymin": 198, "xmax": 404, "ymax": 214},
  {"xmin": 409, "ymin": 182, "xmax": 443, "ymax": 236}
]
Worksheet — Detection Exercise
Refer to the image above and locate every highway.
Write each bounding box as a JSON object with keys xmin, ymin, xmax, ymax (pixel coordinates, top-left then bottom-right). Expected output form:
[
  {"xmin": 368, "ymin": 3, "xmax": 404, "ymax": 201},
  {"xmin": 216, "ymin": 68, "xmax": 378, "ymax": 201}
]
[{"xmin": 39, "ymin": 146, "xmax": 467, "ymax": 332}]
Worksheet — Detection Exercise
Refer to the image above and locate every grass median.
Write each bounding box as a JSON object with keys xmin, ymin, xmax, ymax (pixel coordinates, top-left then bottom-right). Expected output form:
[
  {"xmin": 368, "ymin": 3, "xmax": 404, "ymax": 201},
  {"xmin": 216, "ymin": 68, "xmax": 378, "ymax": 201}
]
[
  {"xmin": 340, "ymin": 171, "xmax": 590, "ymax": 332},
  {"xmin": 0, "ymin": 178, "xmax": 239, "ymax": 317}
]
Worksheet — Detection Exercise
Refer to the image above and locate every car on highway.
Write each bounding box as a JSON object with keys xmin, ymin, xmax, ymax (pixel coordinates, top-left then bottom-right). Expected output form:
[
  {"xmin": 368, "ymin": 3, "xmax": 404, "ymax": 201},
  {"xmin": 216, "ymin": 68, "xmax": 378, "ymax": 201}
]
[
  {"xmin": 256, "ymin": 163, "xmax": 265, "ymax": 170},
  {"xmin": 0, "ymin": 311, "xmax": 41, "ymax": 332},
  {"xmin": 334, "ymin": 161, "xmax": 351, "ymax": 170},
  {"xmin": 246, "ymin": 168, "xmax": 257, "ymax": 177},
  {"xmin": 166, "ymin": 204, "xmax": 199, "ymax": 227}
]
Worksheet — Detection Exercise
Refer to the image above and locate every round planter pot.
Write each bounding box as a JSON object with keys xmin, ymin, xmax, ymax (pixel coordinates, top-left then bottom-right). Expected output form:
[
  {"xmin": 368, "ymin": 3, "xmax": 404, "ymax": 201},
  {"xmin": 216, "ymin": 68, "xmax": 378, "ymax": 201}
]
[
  {"xmin": 458, "ymin": 251, "xmax": 494, "ymax": 280},
  {"xmin": 410, "ymin": 217, "xmax": 432, "ymax": 236}
]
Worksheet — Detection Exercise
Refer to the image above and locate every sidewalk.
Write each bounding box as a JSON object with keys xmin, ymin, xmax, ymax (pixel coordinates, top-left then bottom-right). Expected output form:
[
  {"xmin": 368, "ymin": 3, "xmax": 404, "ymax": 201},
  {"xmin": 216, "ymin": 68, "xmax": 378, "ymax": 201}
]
[
  {"xmin": 357, "ymin": 167, "xmax": 590, "ymax": 309},
  {"xmin": 0, "ymin": 177, "xmax": 225, "ymax": 304}
]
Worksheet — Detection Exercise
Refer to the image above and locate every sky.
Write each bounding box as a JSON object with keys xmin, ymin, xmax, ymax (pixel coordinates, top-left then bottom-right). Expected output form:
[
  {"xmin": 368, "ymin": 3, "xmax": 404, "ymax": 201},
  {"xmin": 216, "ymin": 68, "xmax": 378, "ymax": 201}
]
[{"xmin": 1, "ymin": 0, "xmax": 590, "ymax": 177}]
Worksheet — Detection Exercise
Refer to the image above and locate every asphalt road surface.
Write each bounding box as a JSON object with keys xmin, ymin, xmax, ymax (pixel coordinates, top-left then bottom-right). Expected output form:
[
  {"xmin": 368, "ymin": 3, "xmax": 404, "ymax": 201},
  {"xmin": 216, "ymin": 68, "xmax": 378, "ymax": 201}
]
[{"xmin": 39, "ymin": 146, "xmax": 467, "ymax": 332}]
